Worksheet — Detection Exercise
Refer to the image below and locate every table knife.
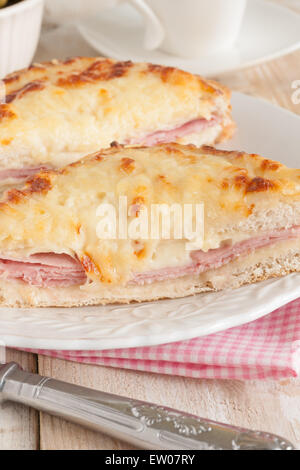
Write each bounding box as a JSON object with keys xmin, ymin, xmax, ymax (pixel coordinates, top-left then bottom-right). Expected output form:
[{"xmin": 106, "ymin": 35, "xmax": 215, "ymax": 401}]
[{"xmin": 0, "ymin": 362, "xmax": 294, "ymax": 450}]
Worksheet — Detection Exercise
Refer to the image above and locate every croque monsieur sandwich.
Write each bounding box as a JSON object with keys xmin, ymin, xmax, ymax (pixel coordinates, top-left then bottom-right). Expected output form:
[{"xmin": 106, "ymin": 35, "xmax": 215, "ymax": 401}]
[
  {"xmin": 0, "ymin": 143, "xmax": 299, "ymax": 307},
  {"xmin": 0, "ymin": 57, "xmax": 234, "ymax": 186}
]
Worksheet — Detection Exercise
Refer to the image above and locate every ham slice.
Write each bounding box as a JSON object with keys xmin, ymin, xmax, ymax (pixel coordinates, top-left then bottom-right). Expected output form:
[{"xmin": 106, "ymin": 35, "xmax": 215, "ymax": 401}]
[
  {"xmin": 132, "ymin": 226, "xmax": 300, "ymax": 285},
  {"xmin": 129, "ymin": 116, "xmax": 220, "ymax": 146},
  {"xmin": 0, "ymin": 226, "xmax": 299, "ymax": 288}
]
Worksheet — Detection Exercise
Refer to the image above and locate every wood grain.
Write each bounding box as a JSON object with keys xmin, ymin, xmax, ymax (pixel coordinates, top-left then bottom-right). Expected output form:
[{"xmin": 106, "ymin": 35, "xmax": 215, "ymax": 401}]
[{"xmin": 37, "ymin": 357, "xmax": 300, "ymax": 450}]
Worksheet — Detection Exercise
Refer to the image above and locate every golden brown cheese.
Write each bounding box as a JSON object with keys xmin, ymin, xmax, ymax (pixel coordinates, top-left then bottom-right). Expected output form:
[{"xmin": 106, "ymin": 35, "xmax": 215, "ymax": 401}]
[
  {"xmin": 0, "ymin": 57, "xmax": 234, "ymax": 169},
  {"xmin": 0, "ymin": 143, "xmax": 299, "ymax": 286}
]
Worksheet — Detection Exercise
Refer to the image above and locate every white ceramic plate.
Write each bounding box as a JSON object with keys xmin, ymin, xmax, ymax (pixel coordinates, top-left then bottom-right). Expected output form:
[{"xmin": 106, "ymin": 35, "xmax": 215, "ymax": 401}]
[
  {"xmin": 78, "ymin": 0, "xmax": 300, "ymax": 77},
  {"xmin": 0, "ymin": 92, "xmax": 300, "ymax": 351}
]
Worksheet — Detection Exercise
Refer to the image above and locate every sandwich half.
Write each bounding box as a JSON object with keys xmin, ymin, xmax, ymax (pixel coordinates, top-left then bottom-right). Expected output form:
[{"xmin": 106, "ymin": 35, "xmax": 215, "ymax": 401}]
[
  {"xmin": 0, "ymin": 143, "xmax": 299, "ymax": 307},
  {"xmin": 0, "ymin": 57, "xmax": 234, "ymax": 186}
]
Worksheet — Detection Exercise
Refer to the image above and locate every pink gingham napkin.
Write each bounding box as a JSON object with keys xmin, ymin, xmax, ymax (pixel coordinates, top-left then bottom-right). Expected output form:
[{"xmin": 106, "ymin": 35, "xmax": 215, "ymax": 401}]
[{"xmin": 24, "ymin": 297, "xmax": 300, "ymax": 380}]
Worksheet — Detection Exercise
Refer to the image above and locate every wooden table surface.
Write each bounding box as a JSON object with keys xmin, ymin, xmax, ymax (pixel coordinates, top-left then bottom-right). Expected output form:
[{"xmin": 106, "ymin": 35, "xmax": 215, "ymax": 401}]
[{"xmin": 1, "ymin": 0, "xmax": 300, "ymax": 450}]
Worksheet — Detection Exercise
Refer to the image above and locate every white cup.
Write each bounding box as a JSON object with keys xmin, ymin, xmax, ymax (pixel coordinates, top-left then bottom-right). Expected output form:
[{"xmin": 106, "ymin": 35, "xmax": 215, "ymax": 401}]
[{"xmin": 127, "ymin": 0, "xmax": 247, "ymax": 58}]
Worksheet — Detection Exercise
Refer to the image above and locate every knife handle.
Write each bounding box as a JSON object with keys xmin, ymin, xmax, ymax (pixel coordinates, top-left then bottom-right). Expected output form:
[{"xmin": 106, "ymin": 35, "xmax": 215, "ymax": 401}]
[{"xmin": 0, "ymin": 362, "xmax": 294, "ymax": 450}]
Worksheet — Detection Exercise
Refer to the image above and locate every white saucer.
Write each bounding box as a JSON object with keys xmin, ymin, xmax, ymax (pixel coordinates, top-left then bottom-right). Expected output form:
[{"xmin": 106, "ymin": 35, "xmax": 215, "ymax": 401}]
[{"xmin": 78, "ymin": 0, "xmax": 300, "ymax": 77}]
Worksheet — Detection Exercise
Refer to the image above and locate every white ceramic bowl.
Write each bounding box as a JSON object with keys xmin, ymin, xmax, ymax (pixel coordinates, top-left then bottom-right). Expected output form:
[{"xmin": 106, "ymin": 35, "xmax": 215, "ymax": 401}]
[{"xmin": 0, "ymin": 0, "xmax": 44, "ymax": 78}]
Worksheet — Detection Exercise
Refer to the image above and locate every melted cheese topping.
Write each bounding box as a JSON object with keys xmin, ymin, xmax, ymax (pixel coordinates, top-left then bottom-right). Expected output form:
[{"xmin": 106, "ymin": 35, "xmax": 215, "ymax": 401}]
[
  {"xmin": 0, "ymin": 143, "xmax": 299, "ymax": 285},
  {"xmin": 0, "ymin": 58, "xmax": 232, "ymax": 169}
]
